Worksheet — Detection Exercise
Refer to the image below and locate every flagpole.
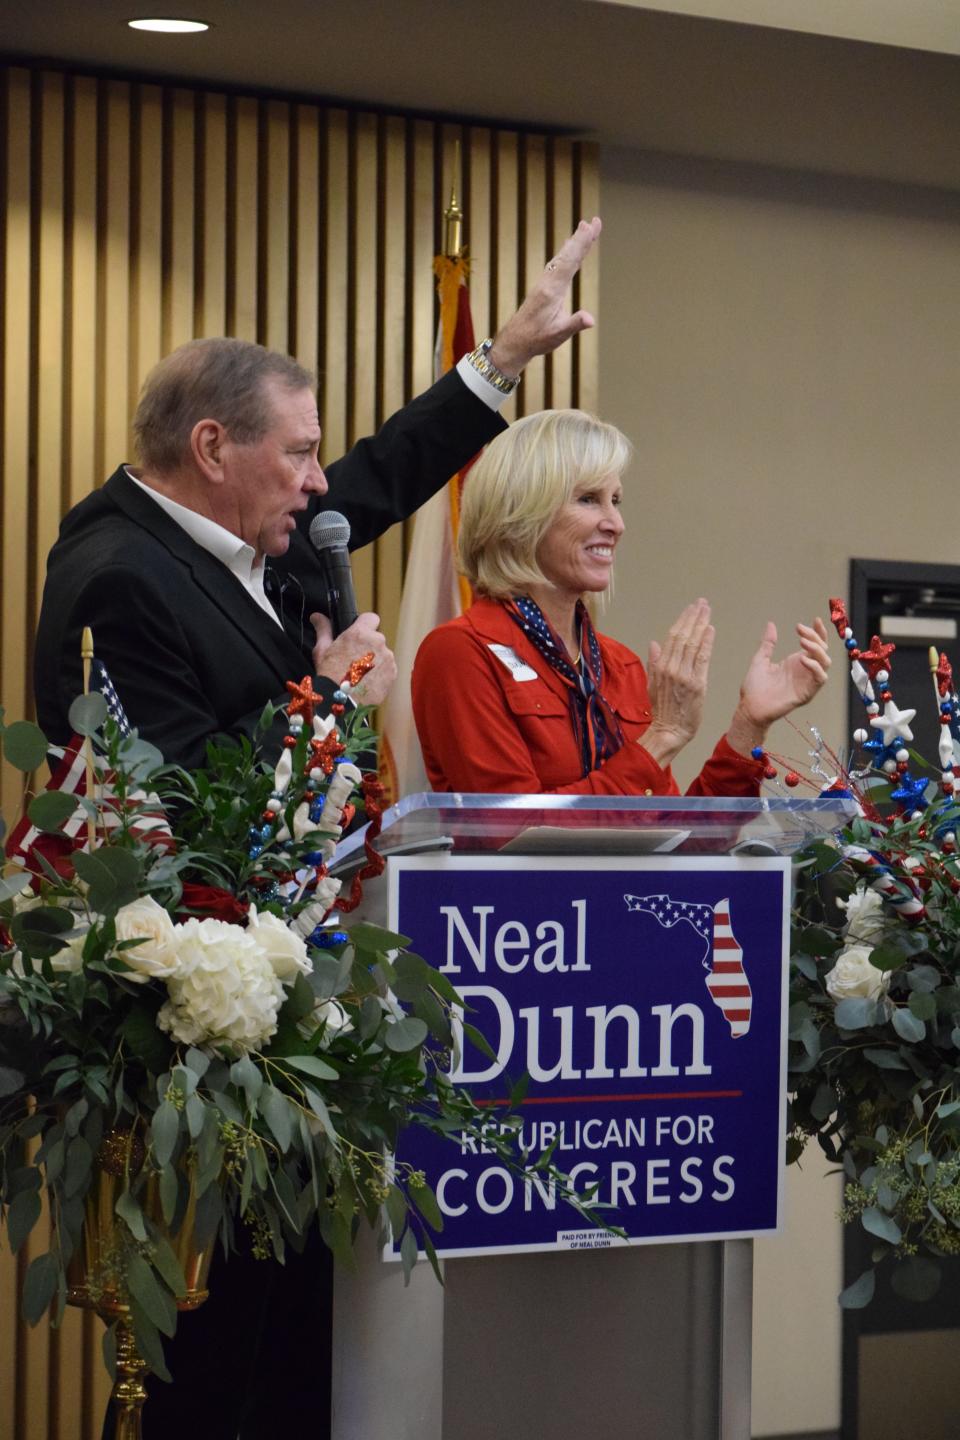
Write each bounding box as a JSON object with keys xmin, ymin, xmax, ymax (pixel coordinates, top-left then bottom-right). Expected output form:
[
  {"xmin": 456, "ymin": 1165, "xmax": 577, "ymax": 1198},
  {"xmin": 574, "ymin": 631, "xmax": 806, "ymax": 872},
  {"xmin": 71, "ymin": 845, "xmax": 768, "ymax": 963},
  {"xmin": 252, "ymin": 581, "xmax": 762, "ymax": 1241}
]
[
  {"xmin": 444, "ymin": 141, "xmax": 463, "ymax": 260},
  {"xmin": 81, "ymin": 627, "xmax": 96, "ymax": 850}
]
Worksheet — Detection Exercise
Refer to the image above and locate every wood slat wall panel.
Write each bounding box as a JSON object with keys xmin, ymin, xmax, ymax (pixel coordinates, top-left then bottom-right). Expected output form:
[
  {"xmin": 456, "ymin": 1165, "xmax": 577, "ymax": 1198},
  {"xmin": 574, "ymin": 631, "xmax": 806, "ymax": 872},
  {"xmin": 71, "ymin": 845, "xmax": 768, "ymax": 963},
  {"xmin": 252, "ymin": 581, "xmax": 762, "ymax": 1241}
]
[
  {"xmin": 0, "ymin": 59, "xmax": 597, "ymax": 1436},
  {"xmin": 130, "ymin": 84, "xmax": 164, "ymax": 410}
]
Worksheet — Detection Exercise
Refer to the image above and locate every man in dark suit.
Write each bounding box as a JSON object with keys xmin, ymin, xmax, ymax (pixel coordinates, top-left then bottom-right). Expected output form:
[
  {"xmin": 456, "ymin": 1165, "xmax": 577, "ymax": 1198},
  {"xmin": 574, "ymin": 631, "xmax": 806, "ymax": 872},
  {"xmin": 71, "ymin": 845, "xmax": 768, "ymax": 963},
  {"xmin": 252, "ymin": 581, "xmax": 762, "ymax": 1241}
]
[
  {"xmin": 35, "ymin": 218, "xmax": 601, "ymax": 768},
  {"xmin": 33, "ymin": 219, "xmax": 601, "ymax": 1439}
]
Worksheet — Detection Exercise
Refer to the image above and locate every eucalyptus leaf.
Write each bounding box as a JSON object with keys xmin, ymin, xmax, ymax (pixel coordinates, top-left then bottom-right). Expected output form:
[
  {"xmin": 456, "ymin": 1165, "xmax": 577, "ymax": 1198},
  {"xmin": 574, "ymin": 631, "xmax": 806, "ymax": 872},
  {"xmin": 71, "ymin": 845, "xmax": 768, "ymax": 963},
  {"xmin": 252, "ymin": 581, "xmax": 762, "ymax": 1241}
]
[
  {"xmin": 413, "ymin": 989, "xmax": 452, "ymax": 1046},
  {"xmin": 116, "ymin": 1189, "xmax": 148, "ymax": 1243},
  {"xmin": 230, "ymin": 1055, "xmax": 263, "ymax": 1106},
  {"xmin": 833, "ymin": 997, "xmax": 878, "ymax": 1030},
  {"xmin": 129, "ymin": 1297, "xmax": 172, "ymax": 1382},
  {"xmin": 890, "ymin": 1255, "xmax": 941, "ymax": 1303},
  {"xmin": 892, "ymin": 1007, "xmax": 926, "ymax": 1044},
  {"xmin": 384, "ymin": 1016, "xmax": 429, "ymax": 1053},
  {"xmin": 149, "ymin": 1235, "xmax": 188, "ymax": 1301},
  {"xmin": 862, "ymin": 1205, "xmax": 902, "ymax": 1245},
  {"xmin": 385, "ymin": 1184, "xmax": 408, "ymax": 1242},
  {"xmin": 408, "ymin": 1180, "xmax": 443, "ymax": 1233},
  {"xmin": 7, "ymin": 1189, "xmax": 42, "ymax": 1253},
  {"xmin": 27, "ymin": 790, "xmax": 81, "ymax": 832},
  {"xmin": 63, "ymin": 1136, "xmax": 93, "ymax": 1199},
  {"xmin": 67, "ymin": 692, "xmax": 108, "ymax": 737},
  {"xmin": 839, "ymin": 1268, "xmax": 876, "ymax": 1309},
  {"xmin": 283, "ymin": 1054, "xmax": 338, "ymax": 1081},
  {"xmin": 399, "ymin": 1223, "xmax": 419, "ymax": 1283},
  {"xmin": 794, "ymin": 926, "xmax": 840, "ymax": 957},
  {"xmin": 348, "ymin": 922, "xmax": 412, "ymax": 953},
  {"xmin": 10, "ymin": 906, "xmax": 73, "ymax": 960},
  {"xmin": 184, "ymin": 1047, "xmax": 210, "ymax": 1078},
  {"xmin": 3, "ymin": 721, "xmax": 49, "ymax": 773},
  {"xmin": 261, "ymin": 1087, "xmax": 294, "ymax": 1153},
  {"xmin": 185, "ymin": 1094, "xmax": 206, "ymax": 1139},
  {"xmin": 909, "ymin": 991, "xmax": 937, "ymax": 1021},
  {"xmin": 791, "ymin": 954, "xmax": 818, "ymax": 981},
  {"xmin": 150, "ymin": 1101, "xmax": 181, "ymax": 1168},
  {"xmin": 127, "ymin": 1252, "xmax": 177, "ymax": 1337},
  {"xmin": 392, "ymin": 952, "xmax": 435, "ymax": 1001},
  {"xmin": 907, "ymin": 964, "xmax": 942, "ymax": 994},
  {"xmin": 158, "ymin": 1161, "xmax": 179, "ymax": 1226},
  {"xmin": 868, "ymin": 944, "xmax": 909, "ymax": 973},
  {"xmin": 863, "ymin": 1047, "xmax": 910, "ymax": 1070},
  {"xmin": 0, "ymin": 872, "xmax": 35, "ymax": 904}
]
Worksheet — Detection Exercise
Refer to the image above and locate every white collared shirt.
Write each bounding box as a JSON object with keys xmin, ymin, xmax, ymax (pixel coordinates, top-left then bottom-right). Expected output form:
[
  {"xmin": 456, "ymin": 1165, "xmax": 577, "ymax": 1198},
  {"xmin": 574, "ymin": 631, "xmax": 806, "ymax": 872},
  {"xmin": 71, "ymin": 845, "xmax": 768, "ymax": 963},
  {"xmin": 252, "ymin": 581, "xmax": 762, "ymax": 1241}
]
[{"xmin": 126, "ymin": 469, "xmax": 281, "ymax": 627}]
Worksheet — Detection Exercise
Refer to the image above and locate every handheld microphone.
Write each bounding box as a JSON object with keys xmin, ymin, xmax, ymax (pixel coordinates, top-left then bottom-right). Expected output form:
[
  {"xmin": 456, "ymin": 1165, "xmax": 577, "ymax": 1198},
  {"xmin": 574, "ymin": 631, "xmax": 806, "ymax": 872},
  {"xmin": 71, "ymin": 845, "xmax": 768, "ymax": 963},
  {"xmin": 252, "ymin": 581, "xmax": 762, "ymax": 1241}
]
[{"xmin": 308, "ymin": 510, "xmax": 358, "ymax": 637}]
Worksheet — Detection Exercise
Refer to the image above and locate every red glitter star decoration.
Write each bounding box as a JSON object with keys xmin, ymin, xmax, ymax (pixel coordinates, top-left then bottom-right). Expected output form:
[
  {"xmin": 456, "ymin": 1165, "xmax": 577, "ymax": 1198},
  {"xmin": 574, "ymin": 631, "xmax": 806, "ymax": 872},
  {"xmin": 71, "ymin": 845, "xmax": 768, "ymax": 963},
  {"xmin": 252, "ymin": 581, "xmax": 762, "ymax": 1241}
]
[
  {"xmin": 935, "ymin": 651, "xmax": 954, "ymax": 698},
  {"xmin": 858, "ymin": 635, "xmax": 895, "ymax": 680},
  {"xmin": 829, "ymin": 597, "xmax": 849, "ymax": 637},
  {"xmin": 286, "ymin": 675, "xmax": 322, "ymax": 725},
  {"xmin": 306, "ymin": 730, "xmax": 345, "ymax": 776},
  {"xmin": 343, "ymin": 651, "xmax": 376, "ymax": 687}
]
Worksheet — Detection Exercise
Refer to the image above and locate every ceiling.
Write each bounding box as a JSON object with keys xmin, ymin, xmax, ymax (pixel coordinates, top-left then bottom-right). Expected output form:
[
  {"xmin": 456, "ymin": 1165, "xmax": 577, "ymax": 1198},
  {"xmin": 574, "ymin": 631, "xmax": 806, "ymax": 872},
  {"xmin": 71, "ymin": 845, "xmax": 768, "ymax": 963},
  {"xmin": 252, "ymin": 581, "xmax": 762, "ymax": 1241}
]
[
  {"xmin": 2, "ymin": 0, "xmax": 959, "ymax": 189},
  {"xmin": 601, "ymin": 0, "xmax": 960, "ymax": 58}
]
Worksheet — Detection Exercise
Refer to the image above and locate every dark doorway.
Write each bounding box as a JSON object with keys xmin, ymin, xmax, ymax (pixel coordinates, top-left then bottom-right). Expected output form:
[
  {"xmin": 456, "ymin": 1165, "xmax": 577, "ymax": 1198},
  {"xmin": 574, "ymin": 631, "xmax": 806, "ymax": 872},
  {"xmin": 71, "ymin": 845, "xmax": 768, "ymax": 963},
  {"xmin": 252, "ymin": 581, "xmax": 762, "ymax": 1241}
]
[{"xmin": 842, "ymin": 559, "xmax": 960, "ymax": 1440}]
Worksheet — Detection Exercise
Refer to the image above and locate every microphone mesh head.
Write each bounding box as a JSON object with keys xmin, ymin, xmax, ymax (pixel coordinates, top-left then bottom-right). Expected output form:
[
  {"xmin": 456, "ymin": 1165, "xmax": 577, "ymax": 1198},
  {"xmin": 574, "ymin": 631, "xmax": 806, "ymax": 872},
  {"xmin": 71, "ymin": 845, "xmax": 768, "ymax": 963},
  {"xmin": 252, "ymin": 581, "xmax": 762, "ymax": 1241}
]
[{"xmin": 309, "ymin": 510, "xmax": 351, "ymax": 550}]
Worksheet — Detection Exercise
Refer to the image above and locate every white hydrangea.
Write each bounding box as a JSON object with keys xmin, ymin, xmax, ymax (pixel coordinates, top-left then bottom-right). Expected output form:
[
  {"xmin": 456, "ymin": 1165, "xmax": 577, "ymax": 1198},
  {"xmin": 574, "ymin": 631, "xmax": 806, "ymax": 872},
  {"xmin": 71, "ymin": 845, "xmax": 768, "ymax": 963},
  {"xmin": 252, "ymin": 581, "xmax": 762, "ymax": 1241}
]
[
  {"xmin": 824, "ymin": 944, "xmax": 890, "ymax": 1003},
  {"xmin": 156, "ymin": 917, "xmax": 284, "ymax": 1052}
]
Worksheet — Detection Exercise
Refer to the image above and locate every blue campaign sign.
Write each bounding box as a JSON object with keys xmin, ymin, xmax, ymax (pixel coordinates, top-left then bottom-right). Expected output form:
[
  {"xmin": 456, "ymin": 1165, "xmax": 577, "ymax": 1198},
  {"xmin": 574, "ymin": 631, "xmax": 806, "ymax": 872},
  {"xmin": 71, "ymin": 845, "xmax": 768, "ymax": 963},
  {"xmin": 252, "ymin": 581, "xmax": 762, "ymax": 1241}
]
[{"xmin": 387, "ymin": 854, "xmax": 790, "ymax": 1259}]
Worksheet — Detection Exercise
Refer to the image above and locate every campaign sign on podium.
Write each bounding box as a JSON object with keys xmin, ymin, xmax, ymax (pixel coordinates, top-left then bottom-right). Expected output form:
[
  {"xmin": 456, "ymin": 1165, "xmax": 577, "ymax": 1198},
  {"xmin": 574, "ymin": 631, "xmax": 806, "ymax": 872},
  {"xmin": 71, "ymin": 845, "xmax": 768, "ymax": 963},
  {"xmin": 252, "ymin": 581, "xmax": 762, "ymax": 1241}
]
[{"xmin": 387, "ymin": 853, "xmax": 790, "ymax": 1258}]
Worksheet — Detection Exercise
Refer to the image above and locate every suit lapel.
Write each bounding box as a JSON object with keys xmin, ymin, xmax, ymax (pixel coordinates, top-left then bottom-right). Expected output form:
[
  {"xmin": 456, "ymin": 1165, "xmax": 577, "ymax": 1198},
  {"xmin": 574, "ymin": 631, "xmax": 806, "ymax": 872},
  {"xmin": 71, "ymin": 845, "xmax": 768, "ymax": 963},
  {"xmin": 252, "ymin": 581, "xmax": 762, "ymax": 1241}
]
[{"xmin": 103, "ymin": 470, "xmax": 311, "ymax": 680}]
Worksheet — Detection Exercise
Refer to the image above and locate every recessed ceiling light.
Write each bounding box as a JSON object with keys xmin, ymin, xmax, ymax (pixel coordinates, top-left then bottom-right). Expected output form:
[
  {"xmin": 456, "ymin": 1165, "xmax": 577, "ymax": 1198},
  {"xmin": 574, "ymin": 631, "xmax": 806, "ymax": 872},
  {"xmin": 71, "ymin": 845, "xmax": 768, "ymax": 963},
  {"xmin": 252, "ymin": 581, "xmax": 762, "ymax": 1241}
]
[{"xmin": 127, "ymin": 17, "xmax": 210, "ymax": 33}]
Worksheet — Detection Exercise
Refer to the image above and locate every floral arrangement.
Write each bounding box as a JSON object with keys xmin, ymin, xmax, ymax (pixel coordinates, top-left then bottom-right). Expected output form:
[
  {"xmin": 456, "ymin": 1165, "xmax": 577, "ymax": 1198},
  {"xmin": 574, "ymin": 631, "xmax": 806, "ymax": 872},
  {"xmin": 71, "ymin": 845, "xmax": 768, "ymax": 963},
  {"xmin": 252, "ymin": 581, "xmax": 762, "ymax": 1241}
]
[
  {"xmin": 0, "ymin": 671, "xmax": 585, "ymax": 1382},
  {"xmin": 784, "ymin": 600, "xmax": 960, "ymax": 1307}
]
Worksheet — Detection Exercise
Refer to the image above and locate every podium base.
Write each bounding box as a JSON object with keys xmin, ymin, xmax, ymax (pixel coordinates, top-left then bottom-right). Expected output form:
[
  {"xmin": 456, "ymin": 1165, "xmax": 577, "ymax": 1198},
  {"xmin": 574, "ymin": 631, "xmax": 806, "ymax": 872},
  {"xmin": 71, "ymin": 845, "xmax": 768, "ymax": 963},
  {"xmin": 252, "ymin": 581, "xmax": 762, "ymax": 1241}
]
[{"xmin": 333, "ymin": 1234, "xmax": 752, "ymax": 1440}]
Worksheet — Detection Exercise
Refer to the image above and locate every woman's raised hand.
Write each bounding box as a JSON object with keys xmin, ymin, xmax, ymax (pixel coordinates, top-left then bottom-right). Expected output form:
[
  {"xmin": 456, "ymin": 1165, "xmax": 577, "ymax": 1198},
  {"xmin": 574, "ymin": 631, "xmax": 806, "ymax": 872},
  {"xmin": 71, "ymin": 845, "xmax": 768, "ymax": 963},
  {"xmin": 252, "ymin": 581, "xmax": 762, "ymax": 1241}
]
[
  {"xmin": 640, "ymin": 598, "xmax": 715, "ymax": 768},
  {"xmin": 726, "ymin": 616, "xmax": 831, "ymax": 755}
]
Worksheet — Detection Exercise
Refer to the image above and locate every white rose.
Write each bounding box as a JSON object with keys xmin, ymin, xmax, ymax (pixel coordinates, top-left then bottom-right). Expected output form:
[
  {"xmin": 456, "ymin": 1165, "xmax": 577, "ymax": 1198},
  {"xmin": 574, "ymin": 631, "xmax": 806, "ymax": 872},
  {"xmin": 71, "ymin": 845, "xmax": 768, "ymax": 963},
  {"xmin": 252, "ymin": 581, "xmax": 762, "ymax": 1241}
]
[
  {"xmin": 838, "ymin": 887, "xmax": 887, "ymax": 944},
  {"xmin": 156, "ymin": 917, "xmax": 283, "ymax": 1052},
  {"xmin": 825, "ymin": 944, "xmax": 890, "ymax": 1003},
  {"xmin": 114, "ymin": 896, "xmax": 179, "ymax": 983},
  {"xmin": 246, "ymin": 906, "xmax": 311, "ymax": 983}
]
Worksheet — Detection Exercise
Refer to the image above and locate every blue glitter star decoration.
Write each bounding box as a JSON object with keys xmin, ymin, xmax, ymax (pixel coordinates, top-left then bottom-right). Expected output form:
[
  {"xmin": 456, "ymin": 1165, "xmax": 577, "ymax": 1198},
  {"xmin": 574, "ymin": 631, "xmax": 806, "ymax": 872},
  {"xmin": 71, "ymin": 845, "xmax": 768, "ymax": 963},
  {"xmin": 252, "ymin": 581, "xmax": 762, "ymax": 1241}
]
[{"xmin": 890, "ymin": 773, "xmax": 930, "ymax": 812}]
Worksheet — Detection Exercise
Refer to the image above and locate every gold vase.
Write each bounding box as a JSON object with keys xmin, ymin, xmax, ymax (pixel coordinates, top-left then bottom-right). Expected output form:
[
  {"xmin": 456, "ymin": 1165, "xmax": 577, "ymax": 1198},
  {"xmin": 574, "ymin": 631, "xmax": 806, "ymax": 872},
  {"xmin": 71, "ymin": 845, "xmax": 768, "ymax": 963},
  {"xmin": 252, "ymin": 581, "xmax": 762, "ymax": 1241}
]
[{"xmin": 66, "ymin": 1129, "xmax": 216, "ymax": 1440}]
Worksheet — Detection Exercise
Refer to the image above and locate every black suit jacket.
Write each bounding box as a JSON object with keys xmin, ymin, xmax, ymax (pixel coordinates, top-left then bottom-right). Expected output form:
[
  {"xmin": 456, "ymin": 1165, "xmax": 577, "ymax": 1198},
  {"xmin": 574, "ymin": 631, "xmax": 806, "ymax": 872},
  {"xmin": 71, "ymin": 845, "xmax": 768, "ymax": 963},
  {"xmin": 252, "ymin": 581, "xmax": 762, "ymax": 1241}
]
[{"xmin": 34, "ymin": 370, "xmax": 505, "ymax": 768}]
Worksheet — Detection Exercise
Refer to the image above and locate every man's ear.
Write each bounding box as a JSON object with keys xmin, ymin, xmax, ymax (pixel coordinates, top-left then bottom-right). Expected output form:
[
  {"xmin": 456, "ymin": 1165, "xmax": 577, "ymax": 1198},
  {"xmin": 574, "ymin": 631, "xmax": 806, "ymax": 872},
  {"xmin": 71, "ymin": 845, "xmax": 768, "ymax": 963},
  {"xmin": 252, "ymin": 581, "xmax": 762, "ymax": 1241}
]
[{"xmin": 191, "ymin": 418, "xmax": 227, "ymax": 482}]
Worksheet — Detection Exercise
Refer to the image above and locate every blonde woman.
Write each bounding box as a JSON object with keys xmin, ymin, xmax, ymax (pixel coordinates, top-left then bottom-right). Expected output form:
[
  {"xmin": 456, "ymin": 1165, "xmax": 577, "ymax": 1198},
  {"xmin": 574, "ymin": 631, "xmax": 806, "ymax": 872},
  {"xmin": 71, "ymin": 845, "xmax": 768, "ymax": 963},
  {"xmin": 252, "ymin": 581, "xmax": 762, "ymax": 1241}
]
[{"xmin": 412, "ymin": 409, "xmax": 829, "ymax": 795}]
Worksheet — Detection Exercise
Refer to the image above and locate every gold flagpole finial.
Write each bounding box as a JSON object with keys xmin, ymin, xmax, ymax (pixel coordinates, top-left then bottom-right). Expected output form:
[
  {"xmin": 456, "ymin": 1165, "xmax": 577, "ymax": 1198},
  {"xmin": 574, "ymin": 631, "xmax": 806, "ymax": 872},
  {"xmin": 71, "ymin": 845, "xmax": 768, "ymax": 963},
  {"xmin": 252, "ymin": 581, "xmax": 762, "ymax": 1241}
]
[{"xmin": 444, "ymin": 140, "xmax": 464, "ymax": 259}]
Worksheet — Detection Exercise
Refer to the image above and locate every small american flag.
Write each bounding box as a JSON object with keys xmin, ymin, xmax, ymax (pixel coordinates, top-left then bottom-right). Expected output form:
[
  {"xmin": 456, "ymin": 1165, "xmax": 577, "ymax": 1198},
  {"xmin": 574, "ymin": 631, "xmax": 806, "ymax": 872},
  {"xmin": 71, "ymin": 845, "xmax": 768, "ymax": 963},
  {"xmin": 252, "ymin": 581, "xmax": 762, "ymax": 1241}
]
[
  {"xmin": 624, "ymin": 892, "xmax": 753, "ymax": 1040},
  {"xmin": 5, "ymin": 662, "xmax": 171, "ymax": 878}
]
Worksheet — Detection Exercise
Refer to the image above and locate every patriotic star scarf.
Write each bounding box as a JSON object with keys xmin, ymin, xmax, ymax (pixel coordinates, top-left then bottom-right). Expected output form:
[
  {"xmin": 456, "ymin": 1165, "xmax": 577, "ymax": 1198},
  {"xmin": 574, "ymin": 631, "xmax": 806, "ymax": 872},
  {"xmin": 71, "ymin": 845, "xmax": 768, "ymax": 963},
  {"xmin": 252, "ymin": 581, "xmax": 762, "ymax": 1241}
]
[{"xmin": 506, "ymin": 596, "xmax": 624, "ymax": 778}]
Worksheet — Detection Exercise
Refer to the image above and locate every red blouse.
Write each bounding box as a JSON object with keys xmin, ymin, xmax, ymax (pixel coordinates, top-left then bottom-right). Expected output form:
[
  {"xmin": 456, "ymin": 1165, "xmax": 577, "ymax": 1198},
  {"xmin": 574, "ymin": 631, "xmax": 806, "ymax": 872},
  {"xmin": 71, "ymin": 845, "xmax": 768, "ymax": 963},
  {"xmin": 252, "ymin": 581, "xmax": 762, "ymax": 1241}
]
[{"xmin": 412, "ymin": 598, "xmax": 764, "ymax": 797}]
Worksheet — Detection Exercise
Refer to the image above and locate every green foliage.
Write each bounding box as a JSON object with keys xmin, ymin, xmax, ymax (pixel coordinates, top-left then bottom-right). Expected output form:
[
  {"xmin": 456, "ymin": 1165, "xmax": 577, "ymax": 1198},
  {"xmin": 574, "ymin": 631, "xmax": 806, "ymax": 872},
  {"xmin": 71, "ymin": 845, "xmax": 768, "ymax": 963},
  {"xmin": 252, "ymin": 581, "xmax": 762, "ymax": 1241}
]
[
  {"xmin": 0, "ymin": 701, "xmax": 604, "ymax": 1386},
  {"xmin": 789, "ymin": 804, "xmax": 960, "ymax": 1306}
]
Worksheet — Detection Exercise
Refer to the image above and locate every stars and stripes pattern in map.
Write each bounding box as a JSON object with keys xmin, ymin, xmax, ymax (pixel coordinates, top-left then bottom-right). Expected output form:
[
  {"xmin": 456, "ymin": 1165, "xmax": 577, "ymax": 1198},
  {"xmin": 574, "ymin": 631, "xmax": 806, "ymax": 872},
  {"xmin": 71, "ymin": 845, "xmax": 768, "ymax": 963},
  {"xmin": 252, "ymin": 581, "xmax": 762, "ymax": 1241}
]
[{"xmin": 624, "ymin": 892, "xmax": 753, "ymax": 1039}]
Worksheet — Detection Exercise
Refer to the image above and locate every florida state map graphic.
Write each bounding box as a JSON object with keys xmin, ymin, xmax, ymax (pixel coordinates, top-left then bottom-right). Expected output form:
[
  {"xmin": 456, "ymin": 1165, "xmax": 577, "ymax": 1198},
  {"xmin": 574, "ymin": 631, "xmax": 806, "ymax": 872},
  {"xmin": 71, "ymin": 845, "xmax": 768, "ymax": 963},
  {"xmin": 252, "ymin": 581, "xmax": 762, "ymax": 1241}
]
[{"xmin": 624, "ymin": 893, "xmax": 753, "ymax": 1038}]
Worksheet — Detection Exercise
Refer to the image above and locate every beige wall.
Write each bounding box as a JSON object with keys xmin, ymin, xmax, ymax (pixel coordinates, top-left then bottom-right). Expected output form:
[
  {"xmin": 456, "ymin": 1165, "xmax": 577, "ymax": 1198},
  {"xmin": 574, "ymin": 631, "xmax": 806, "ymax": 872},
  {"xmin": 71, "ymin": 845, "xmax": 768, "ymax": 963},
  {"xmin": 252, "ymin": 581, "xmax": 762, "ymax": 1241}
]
[{"xmin": 598, "ymin": 144, "xmax": 960, "ymax": 1436}]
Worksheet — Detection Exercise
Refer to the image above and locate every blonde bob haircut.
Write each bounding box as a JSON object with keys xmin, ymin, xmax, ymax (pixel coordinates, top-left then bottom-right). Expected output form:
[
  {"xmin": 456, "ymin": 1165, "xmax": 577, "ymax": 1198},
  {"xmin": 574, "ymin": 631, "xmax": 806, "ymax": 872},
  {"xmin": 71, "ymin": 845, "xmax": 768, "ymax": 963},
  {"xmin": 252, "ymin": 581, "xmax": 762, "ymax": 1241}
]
[{"xmin": 458, "ymin": 408, "xmax": 632, "ymax": 599}]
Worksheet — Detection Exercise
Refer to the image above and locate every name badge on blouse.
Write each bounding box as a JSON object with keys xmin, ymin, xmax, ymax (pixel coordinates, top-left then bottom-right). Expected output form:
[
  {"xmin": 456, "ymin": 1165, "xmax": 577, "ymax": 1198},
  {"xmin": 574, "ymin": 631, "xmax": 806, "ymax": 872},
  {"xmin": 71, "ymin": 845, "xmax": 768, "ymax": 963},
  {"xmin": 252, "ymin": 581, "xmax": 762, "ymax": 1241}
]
[{"xmin": 488, "ymin": 644, "xmax": 538, "ymax": 682}]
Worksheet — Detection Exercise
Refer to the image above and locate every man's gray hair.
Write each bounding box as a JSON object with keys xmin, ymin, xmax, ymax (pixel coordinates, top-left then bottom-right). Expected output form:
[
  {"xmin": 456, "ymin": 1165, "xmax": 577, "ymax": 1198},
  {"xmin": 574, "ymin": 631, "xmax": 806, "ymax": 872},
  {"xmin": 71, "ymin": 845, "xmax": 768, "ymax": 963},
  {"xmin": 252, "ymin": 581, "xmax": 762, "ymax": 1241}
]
[{"xmin": 133, "ymin": 337, "xmax": 315, "ymax": 473}]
